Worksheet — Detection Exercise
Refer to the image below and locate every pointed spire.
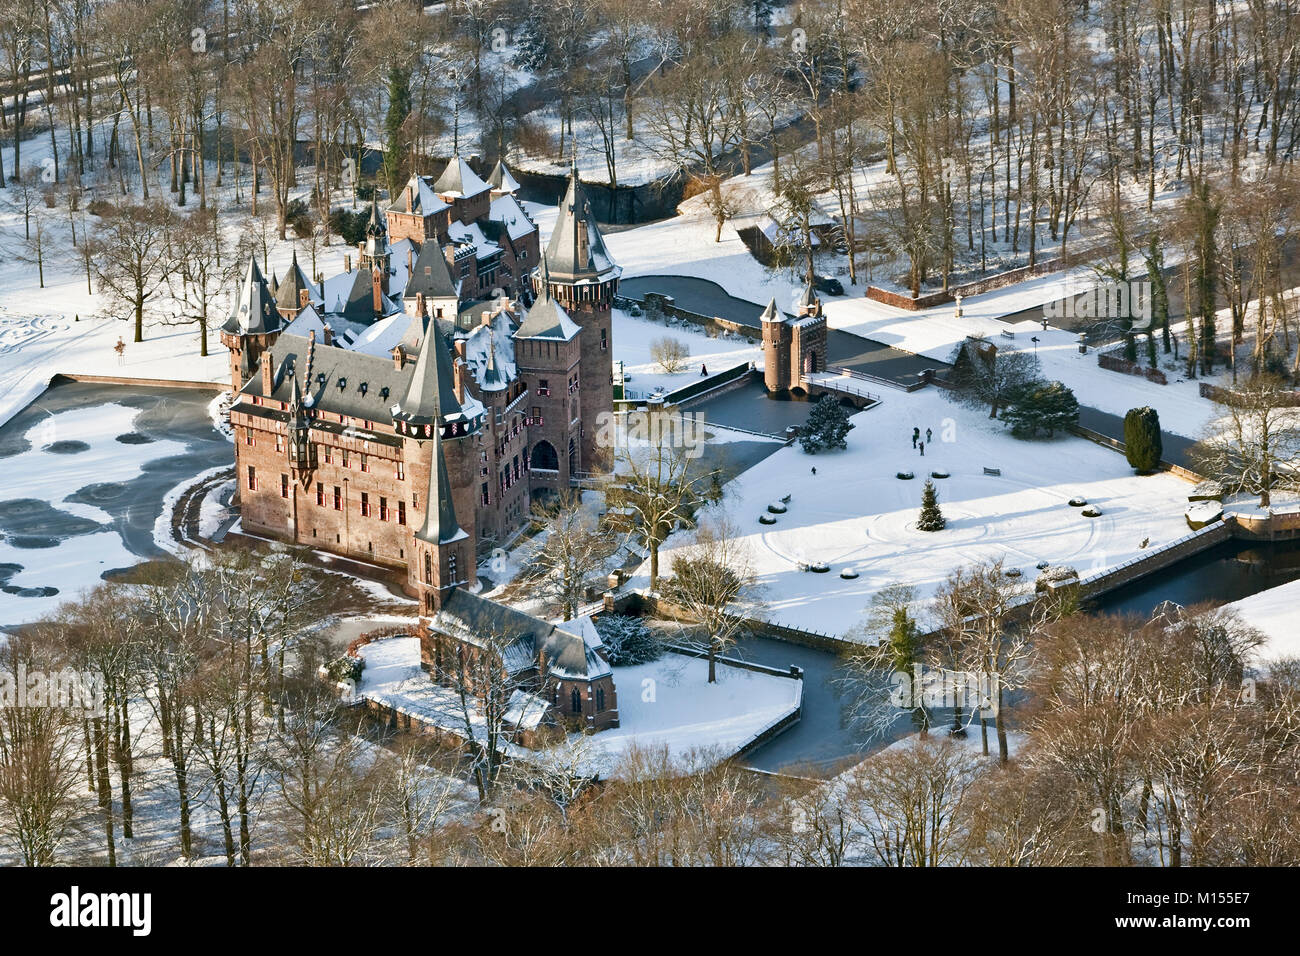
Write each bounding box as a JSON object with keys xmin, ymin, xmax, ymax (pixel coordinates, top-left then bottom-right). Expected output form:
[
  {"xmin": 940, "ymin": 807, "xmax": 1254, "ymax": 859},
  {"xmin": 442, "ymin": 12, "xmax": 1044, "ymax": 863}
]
[
  {"xmin": 543, "ymin": 169, "xmax": 621, "ymax": 283},
  {"xmin": 394, "ymin": 321, "xmax": 463, "ymax": 427},
  {"xmin": 223, "ymin": 256, "xmax": 279, "ymax": 335},
  {"xmin": 759, "ymin": 297, "xmax": 786, "ymax": 323},
  {"xmin": 415, "ymin": 436, "xmax": 462, "ymax": 546},
  {"xmin": 366, "ymin": 200, "xmax": 384, "ymax": 236},
  {"xmin": 797, "ymin": 279, "xmax": 821, "ymax": 316}
]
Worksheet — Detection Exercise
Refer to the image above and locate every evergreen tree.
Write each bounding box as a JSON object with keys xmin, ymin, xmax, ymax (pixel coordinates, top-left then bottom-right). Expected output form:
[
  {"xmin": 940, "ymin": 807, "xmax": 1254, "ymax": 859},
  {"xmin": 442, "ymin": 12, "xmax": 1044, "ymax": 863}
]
[
  {"xmin": 1146, "ymin": 332, "xmax": 1158, "ymax": 368},
  {"xmin": 1123, "ymin": 406, "xmax": 1163, "ymax": 473},
  {"xmin": 917, "ymin": 479, "xmax": 946, "ymax": 531},
  {"xmin": 1190, "ymin": 180, "xmax": 1220, "ymax": 375},
  {"xmin": 1144, "ymin": 234, "xmax": 1171, "ymax": 353},
  {"xmin": 800, "ymin": 395, "xmax": 854, "ymax": 453},
  {"xmin": 382, "ymin": 66, "xmax": 412, "ymax": 198},
  {"xmin": 1002, "ymin": 380, "xmax": 1079, "ymax": 437}
]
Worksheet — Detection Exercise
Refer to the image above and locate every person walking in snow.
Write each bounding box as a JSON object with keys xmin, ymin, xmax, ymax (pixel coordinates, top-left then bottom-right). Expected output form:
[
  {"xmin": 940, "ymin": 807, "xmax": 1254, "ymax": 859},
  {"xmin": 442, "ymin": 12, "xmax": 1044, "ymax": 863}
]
[
  {"xmin": 912, "ymin": 427, "xmax": 920, "ymax": 448},
  {"xmin": 919, "ymin": 441, "xmax": 925, "ymax": 456},
  {"xmin": 701, "ymin": 363, "xmax": 708, "ymax": 376},
  {"xmin": 811, "ymin": 466, "xmax": 817, "ymax": 476},
  {"xmin": 926, "ymin": 427, "xmax": 932, "ymax": 444}
]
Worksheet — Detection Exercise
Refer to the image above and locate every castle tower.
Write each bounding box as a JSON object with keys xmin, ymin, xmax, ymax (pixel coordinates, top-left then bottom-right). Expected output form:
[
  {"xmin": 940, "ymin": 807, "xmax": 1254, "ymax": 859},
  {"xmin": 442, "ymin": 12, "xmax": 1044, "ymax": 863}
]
[
  {"xmin": 535, "ymin": 164, "xmax": 621, "ymax": 472},
  {"xmin": 760, "ymin": 297, "xmax": 792, "ymax": 393},
  {"xmin": 359, "ymin": 201, "xmax": 393, "ymax": 296},
  {"xmin": 392, "ymin": 316, "xmax": 478, "ymax": 614},
  {"xmin": 515, "ymin": 256, "xmax": 584, "ymax": 496},
  {"xmin": 791, "ymin": 279, "xmax": 827, "ymax": 378},
  {"xmin": 220, "ymin": 256, "xmax": 282, "ymax": 395}
]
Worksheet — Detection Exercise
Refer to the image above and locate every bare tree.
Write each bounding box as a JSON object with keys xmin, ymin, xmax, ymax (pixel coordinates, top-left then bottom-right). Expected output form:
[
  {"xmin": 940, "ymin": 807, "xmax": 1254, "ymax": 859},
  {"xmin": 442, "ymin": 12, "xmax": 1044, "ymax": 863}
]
[
  {"xmin": 648, "ymin": 335, "xmax": 690, "ymax": 373},
  {"xmin": 1194, "ymin": 374, "xmax": 1300, "ymax": 507},
  {"xmin": 92, "ymin": 202, "xmax": 177, "ymax": 343},
  {"xmin": 661, "ymin": 514, "xmax": 761, "ymax": 683},
  {"xmin": 522, "ymin": 490, "xmax": 617, "ymax": 620}
]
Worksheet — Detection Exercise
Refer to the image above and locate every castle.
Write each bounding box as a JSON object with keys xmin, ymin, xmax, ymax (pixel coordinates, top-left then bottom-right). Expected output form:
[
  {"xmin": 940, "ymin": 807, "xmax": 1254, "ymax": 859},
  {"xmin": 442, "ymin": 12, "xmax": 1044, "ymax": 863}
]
[
  {"xmin": 221, "ymin": 158, "xmax": 622, "ymax": 622},
  {"xmin": 760, "ymin": 284, "xmax": 828, "ymax": 394}
]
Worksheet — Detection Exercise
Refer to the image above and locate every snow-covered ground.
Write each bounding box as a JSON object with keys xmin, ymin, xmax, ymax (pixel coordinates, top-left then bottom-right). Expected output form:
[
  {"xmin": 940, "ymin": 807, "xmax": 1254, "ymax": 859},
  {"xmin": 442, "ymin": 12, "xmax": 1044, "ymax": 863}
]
[
  {"xmin": 355, "ymin": 636, "xmax": 801, "ymax": 777},
  {"xmin": 1226, "ymin": 580, "xmax": 1300, "ymax": 665},
  {"xmin": 634, "ymin": 388, "xmax": 1196, "ymax": 637},
  {"xmin": 612, "ymin": 307, "xmax": 761, "ymax": 398}
]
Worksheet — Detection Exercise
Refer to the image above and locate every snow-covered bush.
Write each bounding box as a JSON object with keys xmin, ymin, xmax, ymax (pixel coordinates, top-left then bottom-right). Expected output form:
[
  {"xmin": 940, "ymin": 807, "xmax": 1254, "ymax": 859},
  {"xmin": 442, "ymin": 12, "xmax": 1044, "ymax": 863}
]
[
  {"xmin": 1035, "ymin": 564, "xmax": 1080, "ymax": 592},
  {"xmin": 325, "ymin": 655, "xmax": 363, "ymax": 684},
  {"xmin": 595, "ymin": 614, "xmax": 664, "ymax": 666}
]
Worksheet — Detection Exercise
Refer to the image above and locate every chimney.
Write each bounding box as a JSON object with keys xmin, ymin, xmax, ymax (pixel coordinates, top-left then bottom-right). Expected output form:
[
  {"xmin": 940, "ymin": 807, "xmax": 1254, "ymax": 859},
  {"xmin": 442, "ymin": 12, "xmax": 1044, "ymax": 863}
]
[
  {"xmin": 322, "ymin": 324, "xmax": 334, "ymax": 347},
  {"xmin": 406, "ymin": 184, "xmax": 413, "ymax": 211},
  {"xmin": 481, "ymin": 310, "xmax": 491, "ymax": 327},
  {"xmin": 262, "ymin": 349, "xmax": 275, "ymax": 396},
  {"xmin": 344, "ymin": 255, "xmax": 352, "ymax": 274},
  {"xmin": 453, "ymin": 356, "xmax": 466, "ymax": 404},
  {"xmin": 415, "ymin": 292, "xmax": 426, "ymax": 318},
  {"xmin": 407, "ymin": 246, "xmax": 414, "ymax": 274},
  {"xmin": 454, "ymin": 339, "xmax": 467, "ymax": 360},
  {"xmin": 372, "ymin": 266, "xmax": 383, "ymax": 314}
]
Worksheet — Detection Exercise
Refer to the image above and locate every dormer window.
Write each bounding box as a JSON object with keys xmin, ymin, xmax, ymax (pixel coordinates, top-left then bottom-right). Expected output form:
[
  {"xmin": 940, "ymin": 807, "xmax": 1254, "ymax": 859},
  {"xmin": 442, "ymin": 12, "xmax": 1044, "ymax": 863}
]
[{"xmin": 337, "ymin": 377, "xmax": 347, "ymax": 390}]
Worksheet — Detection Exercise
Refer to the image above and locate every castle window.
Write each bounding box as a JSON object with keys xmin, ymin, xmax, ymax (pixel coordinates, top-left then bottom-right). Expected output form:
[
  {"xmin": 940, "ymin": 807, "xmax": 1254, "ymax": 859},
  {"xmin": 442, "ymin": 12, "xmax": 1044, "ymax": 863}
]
[
  {"xmin": 538, "ymin": 380, "xmax": 550, "ymax": 396},
  {"xmin": 601, "ymin": 328, "xmax": 608, "ymax": 351},
  {"xmin": 316, "ymin": 483, "xmax": 324, "ymax": 507},
  {"xmin": 246, "ymin": 466, "xmax": 257, "ymax": 491},
  {"xmin": 396, "ymin": 460, "xmax": 405, "ymax": 480},
  {"xmin": 360, "ymin": 493, "xmax": 371, "ymax": 517},
  {"xmin": 333, "ymin": 486, "xmax": 342, "ymax": 510},
  {"xmin": 413, "ymin": 493, "xmax": 419, "ymax": 510},
  {"xmin": 448, "ymin": 553, "xmax": 457, "ymax": 581},
  {"xmin": 245, "ymin": 428, "xmax": 254, "ymax": 446},
  {"xmin": 379, "ymin": 497, "xmax": 389, "ymax": 521},
  {"xmin": 571, "ymin": 689, "xmax": 581, "ymax": 714},
  {"xmin": 424, "ymin": 552, "xmax": 432, "ymax": 585},
  {"xmin": 275, "ymin": 434, "xmax": 283, "ymax": 452},
  {"xmin": 398, "ymin": 500, "xmax": 406, "ymax": 525},
  {"xmin": 481, "ymin": 483, "xmax": 489, "ymax": 506},
  {"xmin": 596, "ymin": 687, "xmax": 605, "ymax": 711},
  {"xmin": 280, "ymin": 474, "xmax": 289, "ymax": 499},
  {"xmin": 341, "ymin": 449, "xmax": 349, "ymax": 468},
  {"xmin": 360, "ymin": 454, "xmax": 369, "ymax": 473},
  {"xmin": 324, "ymin": 446, "xmax": 332, "ymax": 464}
]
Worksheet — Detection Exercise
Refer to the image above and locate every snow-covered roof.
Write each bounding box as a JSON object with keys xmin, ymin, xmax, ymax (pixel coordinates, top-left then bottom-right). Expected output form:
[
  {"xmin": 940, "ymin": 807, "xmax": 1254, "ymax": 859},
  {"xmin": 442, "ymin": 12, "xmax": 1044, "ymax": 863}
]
[
  {"xmin": 449, "ymin": 221, "xmax": 500, "ymax": 260},
  {"xmin": 488, "ymin": 194, "xmax": 536, "ymax": 242},
  {"xmin": 388, "ymin": 174, "xmax": 451, "ymax": 216},
  {"xmin": 459, "ymin": 310, "xmax": 518, "ymax": 392},
  {"xmin": 487, "ymin": 159, "xmax": 522, "ymax": 194},
  {"xmin": 282, "ymin": 305, "xmax": 328, "ymax": 339},
  {"xmin": 544, "ymin": 169, "xmax": 620, "ymax": 283},
  {"xmin": 433, "ymin": 154, "xmax": 490, "ymax": 200},
  {"xmin": 513, "ymin": 292, "xmax": 581, "ymax": 342}
]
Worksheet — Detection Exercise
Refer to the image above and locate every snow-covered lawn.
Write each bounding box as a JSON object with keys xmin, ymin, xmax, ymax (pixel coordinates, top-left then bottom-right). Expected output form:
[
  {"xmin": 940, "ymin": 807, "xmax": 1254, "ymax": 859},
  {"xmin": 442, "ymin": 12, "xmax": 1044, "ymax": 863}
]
[
  {"xmin": 0, "ymin": 403, "xmax": 189, "ymax": 626},
  {"xmin": 636, "ymin": 388, "xmax": 1197, "ymax": 638},
  {"xmin": 613, "ymin": 307, "xmax": 761, "ymax": 398},
  {"xmin": 355, "ymin": 636, "xmax": 802, "ymax": 778},
  {"xmin": 577, "ymin": 654, "xmax": 801, "ymax": 775},
  {"xmin": 1226, "ymin": 579, "xmax": 1300, "ymax": 666}
]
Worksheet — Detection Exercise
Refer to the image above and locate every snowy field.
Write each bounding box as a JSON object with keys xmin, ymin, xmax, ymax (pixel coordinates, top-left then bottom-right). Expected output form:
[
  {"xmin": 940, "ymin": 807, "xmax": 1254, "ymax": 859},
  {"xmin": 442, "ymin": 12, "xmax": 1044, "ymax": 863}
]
[
  {"xmin": 356, "ymin": 636, "xmax": 801, "ymax": 777},
  {"xmin": 1226, "ymin": 580, "xmax": 1300, "ymax": 666},
  {"xmin": 638, "ymin": 389, "xmax": 1197, "ymax": 638}
]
